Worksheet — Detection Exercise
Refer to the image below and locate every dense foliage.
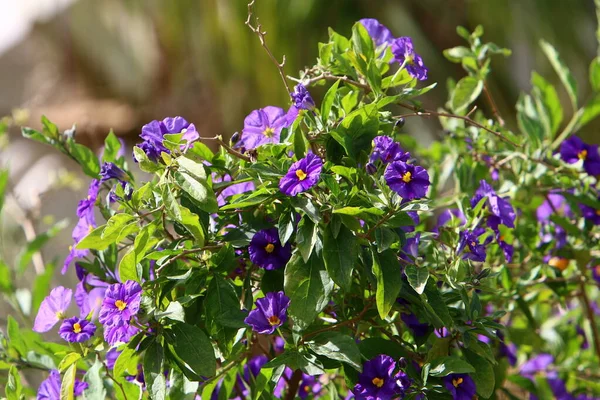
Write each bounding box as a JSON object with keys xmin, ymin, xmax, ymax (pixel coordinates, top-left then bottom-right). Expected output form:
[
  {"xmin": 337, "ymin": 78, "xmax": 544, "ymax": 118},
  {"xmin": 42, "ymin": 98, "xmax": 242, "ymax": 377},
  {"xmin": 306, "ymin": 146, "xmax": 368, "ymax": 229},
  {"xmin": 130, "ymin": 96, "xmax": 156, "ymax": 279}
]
[{"xmin": 2, "ymin": 8, "xmax": 600, "ymax": 400}]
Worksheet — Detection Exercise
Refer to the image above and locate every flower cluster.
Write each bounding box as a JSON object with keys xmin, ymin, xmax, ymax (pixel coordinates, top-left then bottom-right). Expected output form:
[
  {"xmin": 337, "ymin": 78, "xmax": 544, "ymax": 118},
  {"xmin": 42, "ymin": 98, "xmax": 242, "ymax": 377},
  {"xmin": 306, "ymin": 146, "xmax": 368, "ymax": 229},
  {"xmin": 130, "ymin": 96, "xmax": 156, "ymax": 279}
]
[
  {"xmin": 98, "ymin": 280, "xmax": 143, "ymax": 345},
  {"xmin": 136, "ymin": 116, "xmax": 199, "ymax": 161},
  {"xmin": 353, "ymin": 355, "xmax": 412, "ymax": 399}
]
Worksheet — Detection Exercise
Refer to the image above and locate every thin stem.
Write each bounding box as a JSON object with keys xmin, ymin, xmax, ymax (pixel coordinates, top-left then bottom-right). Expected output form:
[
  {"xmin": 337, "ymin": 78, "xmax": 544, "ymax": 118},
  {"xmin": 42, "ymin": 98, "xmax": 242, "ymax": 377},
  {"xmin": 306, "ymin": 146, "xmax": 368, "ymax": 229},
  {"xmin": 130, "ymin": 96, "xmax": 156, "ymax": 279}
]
[
  {"xmin": 156, "ymin": 245, "xmax": 223, "ymax": 274},
  {"xmin": 302, "ymin": 300, "xmax": 373, "ymax": 341},
  {"xmin": 197, "ymin": 136, "xmax": 251, "ymax": 162},
  {"xmin": 393, "ymin": 111, "xmax": 520, "ymax": 147},
  {"xmin": 246, "ymin": 0, "xmax": 292, "ymax": 96},
  {"xmin": 482, "ymin": 81, "xmax": 505, "ymax": 127},
  {"xmin": 579, "ymin": 279, "xmax": 600, "ymax": 363},
  {"xmin": 284, "ymin": 369, "xmax": 304, "ymax": 400}
]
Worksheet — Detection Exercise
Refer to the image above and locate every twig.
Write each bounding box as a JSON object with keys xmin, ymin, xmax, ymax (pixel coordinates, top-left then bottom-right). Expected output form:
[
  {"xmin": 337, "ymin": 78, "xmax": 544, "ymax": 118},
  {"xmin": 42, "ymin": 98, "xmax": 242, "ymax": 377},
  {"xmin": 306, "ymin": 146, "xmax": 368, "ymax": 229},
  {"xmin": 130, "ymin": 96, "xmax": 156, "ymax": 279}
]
[
  {"xmin": 246, "ymin": 0, "xmax": 292, "ymax": 96},
  {"xmin": 284, "ymin": 369, "xmax": 304, "ymax": 400},
  {"xmin": 579, "ymin": 279, "xmax": 600, "ymax": 363},
  {"xmin": 393, "ymin": 111, "xmax": 520, "ymax": 147},
  {"xmin": 296, "ymin": 73, "xmax": 370, "ymax": 92},
  {"xmin": 198, "ymin": 136, "xmax": 251, "ymax": 162},
  {"xmin": 482, "ymin": 82, "xmax": 505, "ymax": 127},
  {"xmin": 156, "ymin": 245, "xmax": 223, "ymax": 274},
  {"xmin": 302, "ymin": 300, "xmax": 373, "ymax": 341}
]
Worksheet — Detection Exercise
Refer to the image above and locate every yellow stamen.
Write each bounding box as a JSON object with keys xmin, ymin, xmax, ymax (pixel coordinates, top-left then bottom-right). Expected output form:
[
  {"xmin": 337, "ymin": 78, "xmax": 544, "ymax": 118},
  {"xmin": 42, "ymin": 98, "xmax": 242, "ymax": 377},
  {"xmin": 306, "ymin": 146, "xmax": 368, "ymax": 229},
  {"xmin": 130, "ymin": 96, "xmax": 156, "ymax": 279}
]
[
  {"xmin": 578, "ymin": 149, "xmax": 588, "ymax": 160},
  {"xmin": 263, "ymin": 127, "xmax": 275, "ymax": 138},
  {"xmin": 296, "ymin": 169, "xmax": 307, "ymax": 181},
  {"xmin": 595, "ymin": 265, "xmax": 600, "ymax": 276},
  {"xmin": 470, "ymin": 241, "xmax": 477, "ymax": 247},
  {"xmin": 88, "ymin": 224, "xmax": 94, "ymax": 233},
  {"xmin": 452, "ymin": 377, "xmax": 464, "ymax": 388},
  {"xmin": 304, "ymin": 386, "xmax": 310, "ymax": 393},
  {"xmin": 402, "ymin": 171, "xmax": 412, "ymax": 183},
  {"xmin": 73, "ymin": 322, "xmax": 82, "ymax": 333},
  {"xmin": 405, "ymin": 54, "xmax": 415, "ymax": 65},
  {"xmin": 372, "ymin": 377, "xmax": 384, "ymax": 388},
  {"xmin": 548, "ymin": 257, "xmax": 569, "ymax": 271},
  {"xmin": 265, "ymin": 243, "xmax": 275, "ymax": 253},
  {"xmin": 56, "ymin": 311, "xmax": 66, "ymax": 320},
  {"xmin": 115, "ymin": 300, "xmax": 127, "ymax": 311},
  {"xmin": 596, "ymin": 209, "xmax": 600, "ymax": 216},
  {"xmin": 268, "ymin": 315, "xmax": 281, "ymax": 326}
]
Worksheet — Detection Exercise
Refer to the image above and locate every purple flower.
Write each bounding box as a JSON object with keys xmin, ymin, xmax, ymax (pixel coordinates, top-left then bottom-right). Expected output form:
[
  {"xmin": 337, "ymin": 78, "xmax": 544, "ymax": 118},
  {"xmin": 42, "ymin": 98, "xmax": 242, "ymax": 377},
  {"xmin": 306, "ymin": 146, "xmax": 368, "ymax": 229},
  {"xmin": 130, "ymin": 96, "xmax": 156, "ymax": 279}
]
[
  {"xmin": 591, "ymin": 263, "xmax": 600, "ymax": 283},
  {"xmin": 580, "ymin": 201, "xmax": 600, "ymax": 225},
  {"xmin": 75, "ymin": 280, "xmax": 107, "ymax": 320},
  {"xmin": 443, "ymin": 374, "xmax": 476, "ymax": 400},
  {"xmin": 279, "ymin": 153, "xmax": 323, "ymax": 196},
  {"xmin": 497, "ymin": 233, "xmax": 514, "ymax": 262},
  {"xmin": 238, "ymin": 106, "xmax": 289, "ymax": 150},
  {"xmin": 106, "ymin": 347, "xmax": 121, "ymax": 369},
  {"xmin": 244, "ymin": 291, "xmax": 290, "ymax": 334},
  {"xmin": 37, "ymin": 370, "xmax": 88, "ymax": 400},
  {"xmin": 248, "ymin": 228, "xmax": 292, "ymax": 270},
  {"xmin": 291, "ymin": 84, "xmax": 315, "ymax": 110},
  {"xmin": 537, "ymin": 193, "xmax": 573, "ymax": 222},
  {"xmin": 59, "ymin": 317, "xmax": 96, "ymax": 342},
  {"xmin": 137, "ymin": 116, "xmax": 199, "ymax": 162},
  {"xmin": 236, "ymin": 355, "xmax": 269, "ymax": 397},
  {"xmin": 369, "ymin": 136, "xmax": 409, "ymax": 166},
  {"xmin": 435, "ymin": 208, "xmax": 466, "ymax": 232},
  {"xmin": 353, "ymin": 354, "xmax": 408, "ymax": 400},
  {"xmin": 104, "ymin": 318, "xmax": 140, "ymax": 346},
  {"xmin": 520, "ymin": 354, "xmax": 553, "ymax": 378},
  {"xmin": 391, "ymin": 37, "xmax": 428, "ymax": 81},
  {"xmin": 400, "ymin": 233, "xmax": 420, "ymax": 263},
  {"xmin": 470, "ymin": 180, "xmax": 516, "ymax": 231},
  {"xmin": 76, "ymin": 179, "xmax": 100, "ymax": 219},
  {"xmin": 99, "ymin": 281, "xmax": 142, "ymax": 325},
  {"xmin": 33, "ymin": 286, "xmax": 72, "ymax": 332},
  {"xmin": 359, "ymin": 19, "xmax": 395, "ymax": 48},
  {"xmin": 384, "ymin": 161, "xmax": 430, "ymax": 200},
  {"xmin": 457, "ymin": 228, "xmax": 491, "ymax": 262},
  {"xmin": 560, "ymin": 136, "xmax": 600, "ymax": 175},
  {"xmin": 401, "ymin": 312, "xmax": 430, "ymax": 337},
  {"xmin": 214, "ymin": 174, "xmax": 255, "ymax": 207},
  {"xmin": 100, "ymin": 162, "xmax": 128, "ymax": 183},
  {"xmin": 298, "ymin": 374, "xmax": 322, "ymax": 399}
]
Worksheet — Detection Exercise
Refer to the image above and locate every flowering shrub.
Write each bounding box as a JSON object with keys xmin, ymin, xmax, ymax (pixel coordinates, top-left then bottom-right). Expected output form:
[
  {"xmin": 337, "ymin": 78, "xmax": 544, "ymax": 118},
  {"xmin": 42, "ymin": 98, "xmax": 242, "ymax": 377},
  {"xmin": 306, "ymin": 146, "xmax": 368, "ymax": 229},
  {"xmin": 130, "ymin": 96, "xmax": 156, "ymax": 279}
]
[{"xmin": 2, "ymin": 7, "xmax": 600, "ymax": 400}]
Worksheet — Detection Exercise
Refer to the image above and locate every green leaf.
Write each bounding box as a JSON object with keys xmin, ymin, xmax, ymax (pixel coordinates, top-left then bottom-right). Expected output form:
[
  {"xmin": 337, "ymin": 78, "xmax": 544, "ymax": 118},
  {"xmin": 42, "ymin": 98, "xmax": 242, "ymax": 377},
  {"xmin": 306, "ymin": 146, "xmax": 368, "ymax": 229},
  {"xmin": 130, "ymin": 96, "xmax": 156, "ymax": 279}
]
[
  {"xmin": 165, "ymin": 323, "xmax": 216, "ymax": 379},
  {"xmin": 76, "ymin": 225, "xmax": 114, "ymax": 251},
  {"xmin": 17, "ymin": 219, "xmax": 68, "ymax": 273},
  {"xmin": 144, "ymin": 341, "xmax": 167, "ymax": 400},
  {"xmin": 516, "ymin": 93, "xmax": 545, "ymax": 146},
  {"xmin": 284, "ymin": 254, "xmax": 334, "ymax": 331},
  {"xmin": 163, "ymin": 187, "xmax": 206, "ymax": 245},
  {"xmin": 278, "ymin": 212, "xmax": 295, "ymax": 246},
  {"xmin": 463, "ymin": 348, "xmax": 495, "ymax": 398},
  {"xmin": 205, "ymin": 276, "xmax": 246, "ymax": 330},
  {"xmin": 307, "ymin": 332, "xmax": 362, "ymax": 371},
  {"xmin": 590, "ymin": 57, "xmax": 600, "ymax": 92},
  {"xmin": 133, "ymin": 146, "xmax": 161, "ymax": 173},
  {"xmin": 264, "ymin": 350, "xmax": 324, "ymax": 375},
  {"xmin": 296, "ymin": 217, "xmax": 318, "ymax": 263},
  {"xmin": 351, "ymin": 22, "xmax": 374, "ymax": 64},
  {"xmin": 5, "ymin": 366, "xmax": 22, "ymax": 400},
  {"xmin": 68, "ymin": 139, "xmax": 100, "ymax": 178},
  {"xmin": 366, "ymin": 60, "xmax": 382, "ymax": 95},
  {"xmin": 428, "ymin": 356, "xmax": 475, "ymax": 377},
  {"xmin": 175, "ymin": 171, "xmax": 218, "ymax": 213},
  {"xmin": 155, "ymin": 301, "xmax": 185, "ymax": 323},
  {"xmin": 540, "ymin": 40, "xmax": 578, "ymax": 109},
  {"xmin": 579, "ymin": 92, "xmax": 600, "ymax": 128},
  {"xmin": 443, "ymin": 46, "xmax": 472, "ymax": 63},
  {"xmin": 323, "ymin": 224, "xmax": 357, "ymax": 291},
  {"xmin": 102, "ymin": 214, "xmax": 138, "ymax": 243},
  {"xmin": 83, "ymin": 358, "xmax": 107, "ymax": 400},
  {"xmin": 531, "ymin": 72, "xmax": 563, "ymax": 135},
  {"xmin": 58, "ymin": 352, "xmax": 82, "ymax": 372},
  {"xmin": 423, "ymin": 280, "xmax": 453, "ymax": 328},
  {"xmin": 114, "ymin": 346, "xmax": 139, "ymax": 378},
  {"xmin": 405, "ymin": 264, "xmax": 429, "ymax": 295},
  {"xmin": 371, "ymin": 248, "xmax": 402, "ymax": 319},
  {"xmin": 61, "ymin": 363, "xmax": 76, "ymax": 400},
  {"xmin": 0, "ymin": 169, "xmax": 8, "ymax": 214},
  {"xmin": 292, "ymin": 125, "xmax": 307, "ymax": 159},
  {"xmin": 176, "ymin": 156, "xmax": 207, "ymax": 180},
  {"xmin": 451, "ymin": 76, "xmax": 483, "ymax": 113},
  {"xmin": 321, "ymin": 79, "xmax": 340, "ymax": 122},
  {"xmin": 102, "ymin": 130, "xmax": 122, "ymax": 162},
  {"xmin": 119, "ymin": 223, "xmax": 158, "ymax": 283}
]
